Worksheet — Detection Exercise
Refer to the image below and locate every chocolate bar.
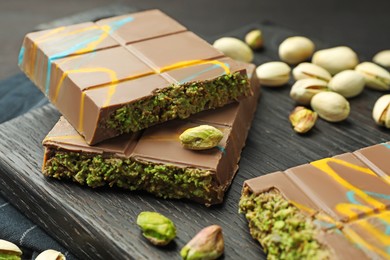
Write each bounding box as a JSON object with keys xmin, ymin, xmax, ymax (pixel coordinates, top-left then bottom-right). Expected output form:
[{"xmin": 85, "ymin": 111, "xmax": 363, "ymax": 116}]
[
  {"xmin": 239, "ymin": 144, "xmax": 390, "ymax": 259},
  {"xmin": 41, "ymin": 64, "xmax": 259, "ymax": 206},
  {"xmin": 19, "ymin": 9, "xmax": 252, "ymax": 145}
]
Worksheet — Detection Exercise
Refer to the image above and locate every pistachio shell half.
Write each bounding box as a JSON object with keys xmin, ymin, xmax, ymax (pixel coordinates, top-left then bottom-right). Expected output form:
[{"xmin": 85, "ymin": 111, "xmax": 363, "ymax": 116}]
[
  {"xmin": 355, "ymin": 62, "xmax": 390, "ymax": 90},
  {"xmin": 290, "ymin": 78, "xmax": 328, "ymax": 105},
  {"xmin": 0, "ymin": 240, "xmax": 22, "ymax": 259},
  {"xmin": 35, "ymin": 249, "xmax": 66, "ymax": 260},
  {"xmin": 373, "ymin": 50, "xmax": 390, "ymax": 68},
  {"xmin": 312, "ymin": 46, "xmax": 359, "ymax": 75},
  {"xmin": 213, "ymin": 37, "xmax": 254, "ymax": 62},
  {"xmin": 311, "ymin": 92, "xmax": 350, "ymax": 122},
  {"xmin": 256, "ymin": 61, "xmax": 291, "ymax": 87},
  {"xmin": 279, "ymin": 36, "xmax": 315, "ymax": 65},
  {"xmin": 372, "ymin": 94, "xmax": 390, "ymax": 128},
  {"xmin": 328, "ymin": 70, "xmax": 365, "ymax": 98},
  {"xmin": 292, "ymin": 62, "xmax": 332, "ymax": 82}
]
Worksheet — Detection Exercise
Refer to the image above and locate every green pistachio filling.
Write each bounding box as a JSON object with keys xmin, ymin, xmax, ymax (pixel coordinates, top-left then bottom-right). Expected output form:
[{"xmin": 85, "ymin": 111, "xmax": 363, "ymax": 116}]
[
  {"xmin": 106, "ymin": 72, "xmax": 250, "ymax": 134},
  {"xmin": 43, "ymin": 151, "xmax": 220, "ymax": 204},
  {"xmin": 239, "ymin": 188, "xmax": 330, "ymax": 260}
]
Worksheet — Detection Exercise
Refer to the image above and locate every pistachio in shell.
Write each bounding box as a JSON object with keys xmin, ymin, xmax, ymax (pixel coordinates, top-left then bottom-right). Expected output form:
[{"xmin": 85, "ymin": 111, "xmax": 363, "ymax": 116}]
[
  {"xmin": 373, "ymin": 50, "xmax": 390, "ymax": 68},
  {"xmin": 213, "ymin": 37, "xmax": 254, "ymax": 62},
  {"xmin": 290, "ymin": 78, "xmax": 328, "ymax": 105},
  {"xmin": 372, "ymin": 94, "xmax": 390, "ymax": 128},
  {"xmin": 0, "ymin": 240, "xmax": 22, "ymax": 260},
  {"xmin": 328, "ymin": 70, "xmax": 365, "ymax": 98},
  {"xmin": 279, "ymin": 36, "xmax": 315, "ymax": 65},
  {"xmin": 312, "ymin": 46, "xmax": 359, "ymax": 75},
  {"xmin": 256, "ymin": 61, "xmax": 291, "ymax": 87},
  {"xmin": 292, "ymin": 62, "xmax": 332, "ymax": 82},
  {"xmin": 355, "ymin": 62, "xmax": 390, "ymax": 91},
  {"xmin": 310, "ymin": 92, "xmax": 350, "ymax": 122}
]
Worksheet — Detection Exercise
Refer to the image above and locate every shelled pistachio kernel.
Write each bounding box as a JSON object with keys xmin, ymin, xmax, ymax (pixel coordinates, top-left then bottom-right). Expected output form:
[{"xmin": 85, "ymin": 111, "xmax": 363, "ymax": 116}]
[
  {"xmin": 213, "ymin": 37, "xmax": 254, "ymax": 62},
  {"xmin": 256, "ymin": 61, "xmax": 291, "ymax": 87},
  {"xmin": 328, "ymin": 70, "xmax": 365, "ymax": 98},
  {"xmin": 36, "ymin": 249, "xmax": 66, "ymax": 260},
  {"xmin": 278, "ymin": 36, "xmax": 315, "ymax": 65},
  {"xmin": 372, "ymin": 94, "xmax": 390, "ymax": 128},
  {"xmin": 355, "ymin": 62, "xmax": 390, "ymax": 91},
  {"xmin": 290, "ymin": 78, "xmax": 328, "ymax": 105},
  {"xmin": 312, "ymin": 46, "xmax": 359, "ymax": 75},
  {"xmin": 0, "ymin": 240, "xmax": 22, "ymax": 260},
  {"xmin": 181, "ymin": 225, "xmax": 224, "ymax": 260},
  {"xmin": 373, "ymin": 50, "xmax": 390, "ymax": 68},
  {"xmin": 179, "ymin": 125, "xmax": 223, "ymax": 150},
  {"xmin": 245, "ymin": 29, "xmax": 263, "ymax": 50},
  {"xmin": 292, "ymin": 62, "xmax": 332, "ymax": 82},
  {"xmin": 311, "ymin": 92, "xmax": 350, "ymax": 122},
  {"xmin": 136, "ymin": 211, "xmax": 176, "ymax": 246},
  {"xmin": 289, "ymin": 106, "xmax": 318, "ymax": 134}
]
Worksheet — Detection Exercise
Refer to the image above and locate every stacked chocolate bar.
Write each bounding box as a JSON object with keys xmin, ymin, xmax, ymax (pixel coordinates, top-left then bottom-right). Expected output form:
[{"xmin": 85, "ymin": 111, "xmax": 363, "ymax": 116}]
[
  {"xmin": 19, "ymin": 9, "xmax": 260, "ymax": 205},
  {"xmin": 240, "ymin": 145, "xmax": 390, "ymax": 259}
]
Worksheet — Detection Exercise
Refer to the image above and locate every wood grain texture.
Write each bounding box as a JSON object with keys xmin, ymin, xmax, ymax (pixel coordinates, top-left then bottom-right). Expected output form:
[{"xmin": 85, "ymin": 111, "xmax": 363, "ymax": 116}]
[{"xmin": 0, "ymin": 23, "xmax": 389, "ymax": 259}]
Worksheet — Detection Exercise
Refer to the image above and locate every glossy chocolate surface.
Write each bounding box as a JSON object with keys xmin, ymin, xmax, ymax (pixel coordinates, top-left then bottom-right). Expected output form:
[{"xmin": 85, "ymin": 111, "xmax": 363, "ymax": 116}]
[{"xmin": 20, "ymin": 9, "xmax": 248, "ymax": 144}]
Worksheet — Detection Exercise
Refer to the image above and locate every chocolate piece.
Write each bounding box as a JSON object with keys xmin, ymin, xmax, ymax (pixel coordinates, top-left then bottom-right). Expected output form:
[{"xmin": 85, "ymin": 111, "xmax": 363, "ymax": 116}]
[
  {"xmin": 42, "ymin": 64, "xmax": 260, "ymax": 206},
  {"xmin": 240, "ymin": 147, "xmax": 390, "ymax": 259},
  {"xmin": 19, "ymin": 9, "xmax": 252, "ymax": 145}
]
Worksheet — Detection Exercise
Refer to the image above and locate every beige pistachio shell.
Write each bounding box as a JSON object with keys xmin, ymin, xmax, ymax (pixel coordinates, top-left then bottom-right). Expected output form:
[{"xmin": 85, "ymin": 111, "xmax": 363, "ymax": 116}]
[
  {"xmin": 0, "ymin": 239, "xmax": 22, "ymax": 256},
  {"xmin": 373, "ymin": 50, "xmax": 390, "ymax": 68},
  {"xmin": 312, "ymin": 46, "xmax": 359, "ymax": 75},
  {"xmin": 35, "ymin": 249, "xmax": 66, "ymax": 260},
  {"xmin": 328, "ymin": 70, "xmax": 365, "ymax": 98},
  {"xmin": 355, "ymin": 62, "xmax": 390, "ymax": 90},
  {"xmin": 256, "ymin": 61, "xmax": 291, "ymax": 87},
  {"xmin": 292, "ymin": 62, "xmax": 332, "ymax": 82},
  {"xmin": 213, "ymin": 37, "xmax": 254, "ymax": 62},
  {"xmin": 290, "ymin": 78, "xmax": 328, "ymax": 105},
  {"xmin": 279, "ymin": 36, "xmax": 315, "ymax": 65},
  {"xmin": 311, "ymin": 92, "xmax": 350, "ymax": 122},
  {"xmin": 245, "ymin": 29, "xmax": 263, "ymax": 50},
  {"xmin": 372, "ymin": 94, "xmax": 390, "ymax": 128}
]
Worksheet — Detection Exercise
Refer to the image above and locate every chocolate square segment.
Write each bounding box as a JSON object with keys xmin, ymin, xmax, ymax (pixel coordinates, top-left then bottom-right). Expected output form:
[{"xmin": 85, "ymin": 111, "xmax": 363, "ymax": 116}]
[
  {"xmin": 354, "ymin": 143, "xmax": 390, "ymax": 178},
  {"xmin": 19, "ymin": 10, "xmax": 251, "ymax": 145}
]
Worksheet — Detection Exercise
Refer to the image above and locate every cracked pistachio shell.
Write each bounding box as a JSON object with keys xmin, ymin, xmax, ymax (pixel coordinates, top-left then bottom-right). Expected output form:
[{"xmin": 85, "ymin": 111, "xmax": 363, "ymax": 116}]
[
  {"xmin": 372, "ymin": 94, "xmax": 390, "ymax": 128},
  {"xmin": 179, "ymin": 125, "xmax": 223, "ymax": 150},
  {"xmin": 279, "ymin": 36, "xmax": 315, "ymax": 65},
  {"xmin": 213, "ymin": 37, "xmax": 253, "ymax": 62},
  {"xmin": 0, "ymin": 240, "xmax": 22, "ymax": 259},
  {"xmin": 292, "ymin": 62, "xmax": 332, "ymax": 82},
  {"xmin": 256, "ymin": 61, "xmax": 291, "ymax": 87},
  {"xmin": 137, "ymin": 211, "xmax": 176, "ymax": 246},
  {"xmin": 328, "ymin": 70, "xmax": 365, "ymax": 98},
  {"xmin": 289, "ymin": 106, "xmax": 318, "ymax": 134},
  {"xmin": 180, "ymin": 225, "xmax": 224, "ymax": 260},
  {"xmin": 35, "ymin": 249, "xmax": 66, "ymax": 260},
  {"xmin": 373, "ymin": 50, "xmax": 390, "ymax": 68},
  {"xmin": 355, "ymin": 62, "xmax": 390, "ymax": 91},
  {"xmin": 290, "ymin": 78, "xmax": 328, "ymax": 105},
  {"xmin": 311, "ymin": 92, "xmax": 350, "ymax": 122},
  {"xmin": 245, "ymin": 29, "xmax": 263, "ymax": 50},
  {"xmin": 312, "ymin": 46, "xmax": 359, "ymax": 75}
]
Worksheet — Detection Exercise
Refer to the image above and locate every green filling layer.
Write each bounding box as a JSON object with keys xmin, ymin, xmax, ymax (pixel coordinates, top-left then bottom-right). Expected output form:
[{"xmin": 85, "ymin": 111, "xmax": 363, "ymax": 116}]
[
  {"xmin": 106, "ymin": 72, "xmax": 250, "ymax": 134},
  {"xmin": 44, "ymin": 151, "xmax": 219, "ymax": 204},
  {"xmin": 239, "ymin": 188, "xmax": 330, "ymax": 260},
  {"xmin": 0, "ymin": 253, "xmax": 21, "ymax": 260}
]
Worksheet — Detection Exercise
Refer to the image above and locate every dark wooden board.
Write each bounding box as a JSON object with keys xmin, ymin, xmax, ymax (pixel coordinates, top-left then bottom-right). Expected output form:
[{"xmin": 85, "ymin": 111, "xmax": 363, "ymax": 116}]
[{"xmin": 0, "ymin": 22, "xmax": 389, "ymax": 260}]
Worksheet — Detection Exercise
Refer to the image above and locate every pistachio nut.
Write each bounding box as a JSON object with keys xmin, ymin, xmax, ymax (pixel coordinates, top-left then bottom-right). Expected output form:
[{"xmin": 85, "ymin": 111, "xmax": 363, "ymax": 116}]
[
  {"xmin": 292, "ymin": 62, "xmax": 332, "ymax": 82},
  {"xmin": 312, "ymin": 46, "xmax": 359, "ymax": 75},
  {"xmin": 289, "ymin": 106, "xmax": 318, "ymax": 134},
  {"xmin": 310, "ymin": 92, "xmax": 350, "ymax": 122},
  {"xmin": 328, "ymin": 70, "xmax": 365, "ymax": 98},
  {"xmin": 245, "ymin": 29, "xmax": 263, "ymax": 50},
  {"xmin": 290, "ymin": 78, "xmax": 328, "ymax": 105},
  {"xmin": 256, "ymin": 61, "xmax": 291, "ymax": 87},
  {"xmin": 179, "ymin": 125, "xmax": 223, "ymax": 150},
  {"xmin": 355, "ymin": 62, "xmax": 390, "ymax": 90},
  {"xmin": 372, "ymin": 94, "xmax": 390, "ymax": 128},
  {"xmin": 136, "ymin": 211, "xmax": 176, "ymax": 246},
  {"xmin": 279, "ymin": 36, "xmax": 315, "ymax": 65},
  {"xmin": 0, "ymin": 240, "xmax": 22, "ymax": 260},
  {"xmin": 35, "ymin": 249, "xmax": 66, "ymax": 260},
  {"xmin": 373, "ymin": 50, "xmax": 390, "ymax": 68},
  {"xmin": 213, "ymin": 37, "xmax": 253, "ymax": 62},
  {"xmin": 180, "ymin": 225, "xmax": 224, "ymax": 260}
]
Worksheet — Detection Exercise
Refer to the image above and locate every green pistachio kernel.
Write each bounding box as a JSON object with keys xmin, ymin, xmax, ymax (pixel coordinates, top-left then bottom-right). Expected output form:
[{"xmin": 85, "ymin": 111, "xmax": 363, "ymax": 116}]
[
  {"xmin": 179, "ymin": 125, "xmax": 223, "ymax": 150},
  {"xmin": 0, "ymin": 240, "xmax": 22, "ymax": 260},
  {"xmin": 136, "ymin": 211, "xmax": 176, "ymax": 246}
]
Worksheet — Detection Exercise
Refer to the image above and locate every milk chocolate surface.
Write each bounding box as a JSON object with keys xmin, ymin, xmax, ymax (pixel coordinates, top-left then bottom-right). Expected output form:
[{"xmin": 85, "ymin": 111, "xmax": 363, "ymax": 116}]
[
  {"xmin": 20, "ymin": 9, "xmax": 251, "ymax": 144},
  {"xmin": 242, "ymin": 144, "xmax": 390, "ymax": 259}
]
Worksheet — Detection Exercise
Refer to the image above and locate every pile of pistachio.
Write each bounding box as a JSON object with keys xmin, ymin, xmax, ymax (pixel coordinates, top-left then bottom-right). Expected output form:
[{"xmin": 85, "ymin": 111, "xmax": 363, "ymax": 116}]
[
  {"xmin": 213, "ymin": 31, "xmax": 390, "ymax": 134},
  {"xmin": 0, "ymin": 239, "xmax": 65, "ymax": 260}
]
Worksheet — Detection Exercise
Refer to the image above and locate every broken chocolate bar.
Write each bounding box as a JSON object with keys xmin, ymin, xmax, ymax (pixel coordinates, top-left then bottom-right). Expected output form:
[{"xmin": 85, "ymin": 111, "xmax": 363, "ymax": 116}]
[
  {"xmin": 19, "ymin": 9, "xmax": 252, "ymax": 145},
  {"xmin": 239, "ymin": 145, "xmax": 390, "ymax": 259},
  {"xmin": 42, "ymin": 64, "xmax": 260, "ymax": 206}
]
